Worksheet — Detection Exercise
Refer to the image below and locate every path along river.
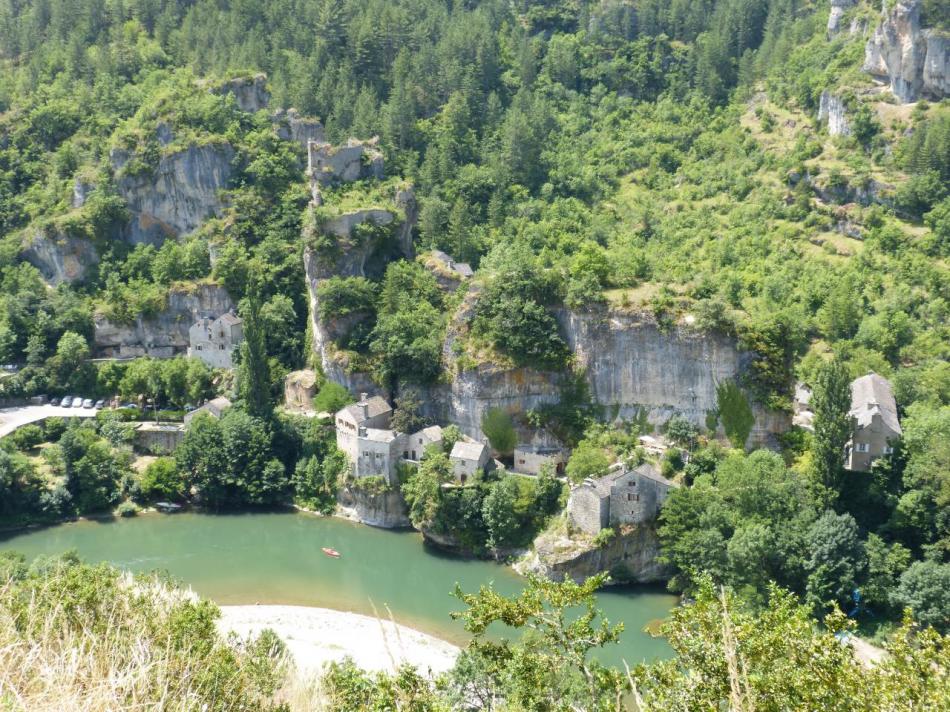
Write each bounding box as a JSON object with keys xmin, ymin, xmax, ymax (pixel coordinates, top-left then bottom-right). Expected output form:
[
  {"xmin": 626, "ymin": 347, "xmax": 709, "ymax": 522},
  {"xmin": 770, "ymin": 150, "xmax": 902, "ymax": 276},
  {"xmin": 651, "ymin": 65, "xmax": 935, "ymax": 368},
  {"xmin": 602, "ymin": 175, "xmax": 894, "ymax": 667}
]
[{"xmin": 0, "ymin": 511, "xmax": 676, "ymax": 667}]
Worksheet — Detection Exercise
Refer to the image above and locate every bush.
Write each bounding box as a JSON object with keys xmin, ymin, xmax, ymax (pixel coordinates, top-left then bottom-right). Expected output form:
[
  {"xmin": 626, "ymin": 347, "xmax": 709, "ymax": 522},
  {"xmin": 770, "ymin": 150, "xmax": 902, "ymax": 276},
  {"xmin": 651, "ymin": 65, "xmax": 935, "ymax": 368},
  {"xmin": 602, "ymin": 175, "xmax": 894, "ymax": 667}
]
[
  {"xmin": 116, "ymin": 500, "xmax": 138, "ymax": 517},
  {"xmin": 593, "ymin": 527, "xmax": 616, "ymax": 548},
  {"xmin": 138, "ymin": 457, "xmax": 186, "ymax": 502},
  {"xmin": 312, "ymin": 382, "xmax": 353, "ymax": 413},
  {"xmin": 10, "ymin": 424, "xmax": 44, "ymax": 450}
]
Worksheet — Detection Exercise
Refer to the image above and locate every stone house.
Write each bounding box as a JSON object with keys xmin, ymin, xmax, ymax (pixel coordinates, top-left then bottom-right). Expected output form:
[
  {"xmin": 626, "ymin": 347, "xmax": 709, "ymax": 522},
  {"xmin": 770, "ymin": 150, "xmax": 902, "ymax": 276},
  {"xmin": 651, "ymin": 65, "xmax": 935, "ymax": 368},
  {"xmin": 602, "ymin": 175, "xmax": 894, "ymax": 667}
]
[
  {"xmin": 353, "ymin": 428, "xmax": 406, "ymax": 484},
  {"xmin": 846, "ymin": 373, "xmax": 901, "ymax": 472},
  {"xmin": 335, "ymin": 394, "xmax": 401, "ymax": 482},
  {"xmin": 183, "ymin": 397, "xmax": 232, "ymax": 427},
  {"xmin": 188, "ymin": 312, "xmax": 244, "ymax": 369},
  {"xmin": 512, "ymin": 444, "xmax": 566, "ymax": 476},
  {"xmin": 566, "ymin": 463, "xmax": 677, "ymax": 536},
  {"xmin": 450, "ymin": 440, "xmax": 492, "ymax": 484},
  {"xmin": 402, "ymin": 425, "xmax": 443, "ymax": 463}
]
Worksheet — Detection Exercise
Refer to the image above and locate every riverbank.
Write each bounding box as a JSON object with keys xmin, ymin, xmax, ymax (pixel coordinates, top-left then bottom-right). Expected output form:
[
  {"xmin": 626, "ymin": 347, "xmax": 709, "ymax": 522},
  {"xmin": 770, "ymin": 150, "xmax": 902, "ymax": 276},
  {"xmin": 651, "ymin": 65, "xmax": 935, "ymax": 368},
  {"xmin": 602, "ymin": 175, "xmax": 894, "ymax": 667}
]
[{"xmin": 218, "ymin": 605, "xmax": 460, "ymax": 676}]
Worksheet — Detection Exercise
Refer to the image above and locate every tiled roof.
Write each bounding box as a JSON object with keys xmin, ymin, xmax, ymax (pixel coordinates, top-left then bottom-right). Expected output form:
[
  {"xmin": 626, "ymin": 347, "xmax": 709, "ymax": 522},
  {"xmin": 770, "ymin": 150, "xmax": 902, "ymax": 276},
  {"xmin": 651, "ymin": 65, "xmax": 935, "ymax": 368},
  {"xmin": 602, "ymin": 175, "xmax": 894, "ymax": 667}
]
[
  {"xmin": 451, "ymin": 440, "xmax": 487, "ymax": 462},
  {"xmin": 850, "ymin": 373, "xmax": 901, "ymax": 434},
  {"xmin": 340, "ymin": 395, "xmax": 392, "ymax": 423}
]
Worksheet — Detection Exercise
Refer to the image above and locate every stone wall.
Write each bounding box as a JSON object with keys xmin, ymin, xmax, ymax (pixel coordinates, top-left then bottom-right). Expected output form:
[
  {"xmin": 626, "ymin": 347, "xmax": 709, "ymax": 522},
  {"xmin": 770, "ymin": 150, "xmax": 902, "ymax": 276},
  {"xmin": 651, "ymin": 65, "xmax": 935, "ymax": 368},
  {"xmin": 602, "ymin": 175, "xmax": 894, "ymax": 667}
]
[{"xmin": 566, "ymin": 486, "xmax": 608, "ymax": 536}]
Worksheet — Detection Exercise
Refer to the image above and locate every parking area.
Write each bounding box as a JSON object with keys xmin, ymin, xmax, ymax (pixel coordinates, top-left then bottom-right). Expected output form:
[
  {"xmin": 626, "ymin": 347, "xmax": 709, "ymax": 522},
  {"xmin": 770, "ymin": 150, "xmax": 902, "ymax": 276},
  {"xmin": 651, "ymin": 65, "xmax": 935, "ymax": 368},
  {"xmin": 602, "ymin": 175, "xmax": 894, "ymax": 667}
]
[{"xmin": 0, "ymin": 404, "xmax": 100, "ymax": 438}]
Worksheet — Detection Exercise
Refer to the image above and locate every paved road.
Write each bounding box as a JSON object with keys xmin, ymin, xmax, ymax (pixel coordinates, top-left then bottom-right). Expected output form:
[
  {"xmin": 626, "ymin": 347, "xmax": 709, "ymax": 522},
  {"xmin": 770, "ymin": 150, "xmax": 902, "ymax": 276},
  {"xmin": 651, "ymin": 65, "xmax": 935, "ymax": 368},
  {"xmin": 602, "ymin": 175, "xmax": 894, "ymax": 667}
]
[{"xmin": 0, "ymin": 404, "xmax": 100, "ymax": 438}]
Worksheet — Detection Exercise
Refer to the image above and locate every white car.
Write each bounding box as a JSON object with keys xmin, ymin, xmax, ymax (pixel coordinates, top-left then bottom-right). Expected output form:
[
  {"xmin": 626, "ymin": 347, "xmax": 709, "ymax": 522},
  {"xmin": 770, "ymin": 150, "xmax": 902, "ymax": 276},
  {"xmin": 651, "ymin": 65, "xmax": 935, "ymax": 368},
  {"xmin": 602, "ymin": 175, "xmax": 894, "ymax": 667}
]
[
  {"xmin": 72, "ymin": 398, "xmax": 84, "ymax": 409},
  {"xmin": 82, "ymin": 399, "xmax": 94, "ymax": 409}
]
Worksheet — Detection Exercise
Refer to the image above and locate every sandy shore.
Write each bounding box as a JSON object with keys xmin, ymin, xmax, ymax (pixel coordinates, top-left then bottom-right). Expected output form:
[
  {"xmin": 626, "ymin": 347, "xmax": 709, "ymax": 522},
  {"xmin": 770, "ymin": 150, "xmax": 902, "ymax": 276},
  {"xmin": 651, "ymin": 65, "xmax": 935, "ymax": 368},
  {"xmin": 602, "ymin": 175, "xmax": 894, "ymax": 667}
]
[{"xmin": 218, "ymin": 605, "xmax": 460, "ymax": 676}]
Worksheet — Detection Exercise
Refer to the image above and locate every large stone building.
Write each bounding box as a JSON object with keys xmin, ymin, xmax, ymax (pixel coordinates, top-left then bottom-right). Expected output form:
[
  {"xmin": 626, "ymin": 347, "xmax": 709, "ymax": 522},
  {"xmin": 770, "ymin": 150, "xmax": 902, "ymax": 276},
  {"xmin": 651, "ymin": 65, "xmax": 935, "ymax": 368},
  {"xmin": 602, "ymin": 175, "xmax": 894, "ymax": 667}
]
[
  {"xmin": 567, "ymin": 463, "xmax": 677, "ymax": 536},
  {"xmin": 335, "ymin": 394, "xmax": 401, "ymax": 484},
  {"xmin": 846, "ymin": 373, "xmax": 902, "ymax": 472},
  {"xmin": 188, "ymin": 312, "xmax": 244, "ymax": 368}
]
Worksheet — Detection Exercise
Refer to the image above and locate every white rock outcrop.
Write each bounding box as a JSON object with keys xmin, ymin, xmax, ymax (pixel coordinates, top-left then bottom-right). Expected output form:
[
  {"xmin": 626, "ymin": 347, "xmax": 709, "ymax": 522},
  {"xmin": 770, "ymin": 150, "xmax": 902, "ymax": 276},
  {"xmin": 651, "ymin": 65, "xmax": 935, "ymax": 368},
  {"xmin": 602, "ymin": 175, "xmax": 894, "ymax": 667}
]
[
  {"xmin": 818, "ymin": 90, "xmax": 852, "ymax": 136},
  {"xmin": 828, "ymin": 0, "xmax": 858, "ymax": 36},
  {"xmin": 864, "ymin": 0, "xmax": 950, "ymax": 102},
  {"xmin": 22, "ymin": 229, "xmax": 99, "ymax": 285}
]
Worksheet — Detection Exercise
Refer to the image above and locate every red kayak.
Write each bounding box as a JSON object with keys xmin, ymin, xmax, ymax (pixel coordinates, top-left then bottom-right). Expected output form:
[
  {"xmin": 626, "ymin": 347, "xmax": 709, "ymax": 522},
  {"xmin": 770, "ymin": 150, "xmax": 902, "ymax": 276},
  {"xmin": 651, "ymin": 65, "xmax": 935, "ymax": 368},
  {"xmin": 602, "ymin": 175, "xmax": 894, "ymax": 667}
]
[{"xmin": 322, "ymin": 547, "xmax": 341, "ymax": 558}]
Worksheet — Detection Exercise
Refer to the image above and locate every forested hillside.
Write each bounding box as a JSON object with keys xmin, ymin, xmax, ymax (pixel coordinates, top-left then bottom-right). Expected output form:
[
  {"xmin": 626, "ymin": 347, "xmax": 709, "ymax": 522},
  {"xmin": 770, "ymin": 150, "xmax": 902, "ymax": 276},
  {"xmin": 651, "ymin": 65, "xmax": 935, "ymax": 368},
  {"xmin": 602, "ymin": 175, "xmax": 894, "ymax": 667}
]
[{"xmin": 0, "ymin": 1, "xmax": 949, "ymax": 708}]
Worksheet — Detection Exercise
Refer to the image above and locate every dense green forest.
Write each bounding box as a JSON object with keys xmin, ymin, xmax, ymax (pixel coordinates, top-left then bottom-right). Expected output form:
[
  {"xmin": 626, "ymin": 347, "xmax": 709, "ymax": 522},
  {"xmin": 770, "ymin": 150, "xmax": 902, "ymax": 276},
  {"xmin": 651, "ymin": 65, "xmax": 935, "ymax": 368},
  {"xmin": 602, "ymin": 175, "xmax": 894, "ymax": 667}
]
[{"xmin": 0, "ymin": 0, "xmax": 949, "ymax": 707}]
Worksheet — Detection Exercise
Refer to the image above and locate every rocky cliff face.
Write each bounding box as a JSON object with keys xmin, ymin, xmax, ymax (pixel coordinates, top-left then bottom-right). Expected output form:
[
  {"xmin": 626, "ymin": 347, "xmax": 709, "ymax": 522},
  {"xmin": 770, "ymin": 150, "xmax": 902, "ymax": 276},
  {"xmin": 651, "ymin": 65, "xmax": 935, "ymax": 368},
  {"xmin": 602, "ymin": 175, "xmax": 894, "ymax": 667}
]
[
  {"xmin": 520, "ymin": 524, "xmax": 670, "ymax": 584},
  {"xmin": 828, "ymin": 0, "xmax": 858, "ymax": 36},
  {"xmin": 864, "ymin": 0, "xmax": 949, "ymax": 102},
  {"xmin": 336, "ymin": 484, "xmax": 410, "ymax": 528},
  {"xmin": 94, "ymin": 283, "xmax": 233, "ymax": 357},
  {"xmin": 274, "ymin": 109, "xmax": 325, "ymax": 149},
  {"xmin": 818, "ymin": 91, "xmax": 852, "ymax": 136},
  {"xmin": 112, "ymin": 141, "xmax": 234, "ymax": 245},
  {"xmin": 212, "ymin": 74, "xmax": 270, "ymax": 112},
  {"xmin": 558, "ymin": 310, "xmax": 788, "ymax": 446},
  {"xmin": 22, "ymin": 228, "xmax": 99, "ymax": 286}
]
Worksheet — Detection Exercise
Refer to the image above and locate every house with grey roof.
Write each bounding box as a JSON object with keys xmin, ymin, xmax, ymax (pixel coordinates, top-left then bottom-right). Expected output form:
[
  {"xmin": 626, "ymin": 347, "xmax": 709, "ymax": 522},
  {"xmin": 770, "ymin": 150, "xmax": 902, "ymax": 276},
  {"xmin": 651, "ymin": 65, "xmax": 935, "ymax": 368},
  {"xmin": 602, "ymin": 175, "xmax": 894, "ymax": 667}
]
[
  {"xmin": 450, "ymin": 439, "xmax": 492, "ymax": 484},
  {"xmin": 566, "ymin": 463, "xmax": 677, "ymax": 536},
  {"xmin": 846, "ymin": 373, "xmax": 901, "ymax": 472},
  {"xmin": 188, "ymin": 312, "xmax": 243, "ymax": 368},
  {"xmin": 184, "ymin": 397, "xmax": 232, "ymax": 427},
  {"xmin": 513, "ymin": 444, "xmax": 567, "ymax": 476},
  {"xmin": 402, "ymin": 425, "xmax": 443, "ymax": 462},
  {"xmin": 335, "ymin": 393, "xmax": 399, "ymax": 482}
]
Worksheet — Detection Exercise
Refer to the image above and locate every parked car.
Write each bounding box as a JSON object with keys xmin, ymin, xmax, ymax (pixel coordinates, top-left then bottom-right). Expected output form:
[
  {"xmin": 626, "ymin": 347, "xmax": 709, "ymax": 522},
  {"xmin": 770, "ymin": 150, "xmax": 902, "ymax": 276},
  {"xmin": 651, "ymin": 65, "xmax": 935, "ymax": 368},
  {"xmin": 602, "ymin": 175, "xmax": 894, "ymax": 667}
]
[
  {"xmin": 61, "ymin": 396, "xmax": 72, "ymax": 407},
  {"xmin": 50, "ymin": 398, "xmax": 60, "ymax": 406},
  {"xmin": 82, "ymin": 398, "xmax": 94, "ymax": 409},
  {"xmin": 94, "ymin": 399, "xmax": 105, "ymax": 409},
  {"xmin": 184, "ymin": 404, "xmax": 196, "ymax": 413},
  {"xmin": 72, "ymin": 398, "xmax": 84, "ymax": 409},
  {"xmin": 120, "ymin": 403, "xmax": 138, "ymax": 410}
]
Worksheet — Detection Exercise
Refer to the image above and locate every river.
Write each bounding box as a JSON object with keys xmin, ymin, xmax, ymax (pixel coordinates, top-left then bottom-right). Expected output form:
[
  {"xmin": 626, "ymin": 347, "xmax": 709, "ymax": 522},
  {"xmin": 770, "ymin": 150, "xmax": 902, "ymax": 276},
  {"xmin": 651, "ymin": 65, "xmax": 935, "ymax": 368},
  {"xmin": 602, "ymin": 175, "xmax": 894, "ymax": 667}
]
[{"xmin": 0, "ymin": 511, "xmax": 676, "ymax": 666}]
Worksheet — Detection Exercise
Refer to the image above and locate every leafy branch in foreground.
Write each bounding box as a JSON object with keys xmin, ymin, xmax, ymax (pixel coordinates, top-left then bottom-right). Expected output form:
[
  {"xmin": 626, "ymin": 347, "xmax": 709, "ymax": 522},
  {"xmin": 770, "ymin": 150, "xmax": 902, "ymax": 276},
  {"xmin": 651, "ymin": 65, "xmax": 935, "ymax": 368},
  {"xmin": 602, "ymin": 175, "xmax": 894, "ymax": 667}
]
[{"xmin": 450, "ymin": 573, "xmax": 626, "ymax": 711}]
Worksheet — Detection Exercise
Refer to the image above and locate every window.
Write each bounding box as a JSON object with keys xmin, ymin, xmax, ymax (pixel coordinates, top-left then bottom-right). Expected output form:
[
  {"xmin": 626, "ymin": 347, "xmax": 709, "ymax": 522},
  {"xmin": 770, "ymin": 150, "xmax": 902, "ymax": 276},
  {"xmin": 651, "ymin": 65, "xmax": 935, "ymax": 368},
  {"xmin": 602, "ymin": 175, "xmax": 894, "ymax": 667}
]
[
  {"xmin": 519, "ymin": 459, "xmax": 525, "ymax": 465},
  {"xmin": 219, "ymin": 344, "xmax": 225, "ymax": 350},
  {"xmin": 403, "ymin": 451, "xmax": 409, "ymax": 459},
  {"xmin": 884, "ymin": 446, "xmax": 894, "ymax": 455},
  {"xmin": 196, "ymin": 345, "xmax": 202, "ymax": 351},
  {"xmin": 856, "ymin": 443, "xmax": 870, "ymax": 453}
]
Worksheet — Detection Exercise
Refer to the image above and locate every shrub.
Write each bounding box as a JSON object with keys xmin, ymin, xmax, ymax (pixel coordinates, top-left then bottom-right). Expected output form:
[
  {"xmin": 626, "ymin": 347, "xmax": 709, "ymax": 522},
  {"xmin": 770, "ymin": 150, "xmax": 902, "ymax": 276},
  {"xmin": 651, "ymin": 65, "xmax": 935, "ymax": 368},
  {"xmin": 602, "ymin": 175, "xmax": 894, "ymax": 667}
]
[
  {"xmin": 10, "ymin": 424, "xmax": 44, "ymax": 450},
  {"xmin": 116, "ymin": 500, "xmax": 138, "ymax": 517},
  {"xmin": 716, "ymin": 381, "xmax": 755, "ymax": 449},
  {"xmin": 593, "ymin": 527, "xmax": 616, "ymax": 548}
]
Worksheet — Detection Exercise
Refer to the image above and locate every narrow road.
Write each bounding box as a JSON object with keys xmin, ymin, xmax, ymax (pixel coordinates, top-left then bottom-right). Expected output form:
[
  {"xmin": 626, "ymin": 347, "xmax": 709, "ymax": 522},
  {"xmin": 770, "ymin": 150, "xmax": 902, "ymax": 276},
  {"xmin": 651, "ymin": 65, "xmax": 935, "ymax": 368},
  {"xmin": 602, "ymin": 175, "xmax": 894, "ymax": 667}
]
[{"xmin": 0, "ymin": 404, "xmax": 99, "ymax": 438}]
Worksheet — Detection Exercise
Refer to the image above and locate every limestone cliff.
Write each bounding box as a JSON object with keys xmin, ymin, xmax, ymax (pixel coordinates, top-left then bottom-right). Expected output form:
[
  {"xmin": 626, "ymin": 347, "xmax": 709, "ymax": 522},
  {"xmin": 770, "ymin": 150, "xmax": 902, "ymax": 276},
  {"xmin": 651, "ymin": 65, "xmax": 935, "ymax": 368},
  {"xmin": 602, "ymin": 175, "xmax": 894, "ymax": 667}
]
[
  {"xmin": 336, "ymin": 484, "xmax": 410, "ymax": 528},
  {"xmin": 863, "ymin": 0, "xmax": 949, "ymax": 102},
  {"xmin": 520, "ymin": 524, "xmax": 671, "ymax": 585},
  {"xmin": 818, "ymin": 91, "xmax": 852, "ymax": 136},
  {"xmin": 112, "ymin": 141, "xmax": 234, "ymax": 245},
  {"xmin": 828, "ymin": 0, "xmax": 858, "ymax": 36},
  {"xmin": 94, "ymin": 282, "xmax": 233, "ymax": 358},
  {"xmin": 211, "ymin": 74, "xmax": 270, "ymax": 112},
  {"xmin": 22, "ymin": 228, "xmax": 99, "ymax": 286}
]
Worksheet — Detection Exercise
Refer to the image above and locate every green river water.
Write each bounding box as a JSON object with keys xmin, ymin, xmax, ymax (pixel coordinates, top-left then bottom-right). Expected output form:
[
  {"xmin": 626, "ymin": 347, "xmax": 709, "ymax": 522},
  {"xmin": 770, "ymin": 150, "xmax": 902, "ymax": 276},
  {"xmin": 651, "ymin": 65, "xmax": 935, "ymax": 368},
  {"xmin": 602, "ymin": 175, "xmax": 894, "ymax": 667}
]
[{"xmin": 0, "ymin": 511, "xmax": 676, "ymax": 666}]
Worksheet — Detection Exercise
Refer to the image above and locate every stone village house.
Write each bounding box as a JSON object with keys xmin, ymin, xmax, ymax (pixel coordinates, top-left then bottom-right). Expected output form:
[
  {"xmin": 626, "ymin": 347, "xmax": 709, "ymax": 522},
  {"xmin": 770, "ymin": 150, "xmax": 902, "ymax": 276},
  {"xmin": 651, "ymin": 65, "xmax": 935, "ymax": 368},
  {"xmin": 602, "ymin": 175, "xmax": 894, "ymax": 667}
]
[
  {"xmin": 566, "ymin": 463, "xmax": 678, "ymax": 536},
  {"xmin": 845, "ymin": 373, "xmax": 902, "ymax": 472},
  {"xmin": 450, "ymin": 440, "xmax": 492, "ymax": 484},
  {"xmin": 188, "ymin": 312, "xmax": 244, "ymax": 369},
  {"xmin": 512, "ymin": 444, "xmax": 567, "ymax": 476},
  {"xmin": 334, "ymin": 394, "xmax": 493, "ymax": 485}
]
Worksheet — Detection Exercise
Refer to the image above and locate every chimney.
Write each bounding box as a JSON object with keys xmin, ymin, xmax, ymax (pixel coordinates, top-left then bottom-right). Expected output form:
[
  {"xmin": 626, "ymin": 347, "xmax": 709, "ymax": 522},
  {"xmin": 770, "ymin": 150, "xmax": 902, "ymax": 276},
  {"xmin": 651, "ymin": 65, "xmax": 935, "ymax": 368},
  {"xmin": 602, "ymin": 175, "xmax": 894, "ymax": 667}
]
[{"xmin": 360, "ymin": 393, "xmax": 369, "ymax": 420}]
